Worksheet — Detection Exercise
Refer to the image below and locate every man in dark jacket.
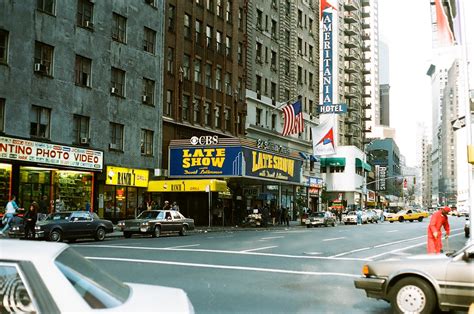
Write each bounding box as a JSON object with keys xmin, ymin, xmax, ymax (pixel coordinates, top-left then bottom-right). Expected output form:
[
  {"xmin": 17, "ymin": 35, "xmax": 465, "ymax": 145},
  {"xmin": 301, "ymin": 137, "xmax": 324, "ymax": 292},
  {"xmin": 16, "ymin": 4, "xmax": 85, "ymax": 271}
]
[{"xmin": 24, "ymin": 202, "xmax": 39, "ymax": 239}]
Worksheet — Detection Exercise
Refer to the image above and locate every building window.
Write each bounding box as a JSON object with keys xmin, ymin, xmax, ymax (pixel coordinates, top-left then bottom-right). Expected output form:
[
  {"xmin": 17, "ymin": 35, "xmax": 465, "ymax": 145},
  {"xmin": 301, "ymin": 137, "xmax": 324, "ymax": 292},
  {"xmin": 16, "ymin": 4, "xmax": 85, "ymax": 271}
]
[
  {"xmin": 256, "ymin": 10, "xmax": 262, "ymax": 29},
  {"xmin": 34, "ymin": 41, "xmax": 54, "ymax": 76},
  {"xmin": 256, "ymin": 42, "xmax": 262, "ymax": 62},
  {"xmin": 224, "ymin": 107, "xmax": 231, "ymax": 131},
  {"xmin": 225, "ymin": 36, "xmax": 232, "ymax": 57},
  {"xmin": 216, "ymin": 31, "xmax": 222, "ymax": 53},
  {"xmin": 194, "ymin": 59, "xmax": 202, "ymax": 83},
  {"xmin": 182, "ymin": 94, "xmax": 190, "ymax": 121},
  {"xmin": 256, "ymin": 108, "xmax": 262, "ymax": 125},
  {"xmin": 37, "ymin": 0, "xmax": 55, "ymax": 14},
  {"xmin": 183, "ymin": 54, "xmax": 190, "ymax": 80},
  {"xmin": 309, "ymin": 72, "xmax": 314, "ymax": 90},
  {"xmin": 184, "ymin": 14, "xmax": 191, "ymax": 39},
  {"xmin": 297, "ymin": 66, "xmax": 302, "ymax": 84},
  {"xmin": 215, "ymin": 104, "xmax": 221, "ymax": 128},
  {"xmin": 0, "ymin": 99, "xmax": 4, "ymax": 133},
  {"xmin": 215, "ymin": 66, "xmax": 222, "ymax": 91},
  {"xmin": 271, "ymin": 50, "xmax": 276, "ymax": 69},
  {"xmin": 77, "ymin": 0, "xmax": 93, "ymax": 29},
  {"xmin": 142, "ymin": 78, "xmax": 155, "ymax": 106},
  {"xmin": 204, "ymin": 101, "xmax": 211, "ymax": 126},
  {"xmin": 298, "ymin": 10, "xmax": 302, "ymax": 26},
  {"xmin": 206, "ymin": 0, "xmax": 214, "ymax": 12},
  {"xmin": 144, "ymin": 27, "xmax": 156, "ymax": 53},
  {"xmin": 271, "ymin": 113, "xmax": 276, "ymax": 130},
  {"xmin": 271, "ymin": 82, "xmax": 276, "ymax": 100},
  {"xmin": 298, "ymin": 38, "xmax": 302, "ymax": 54},
  {"xmin": 271, "ymin": 19, "xmax": 277, "ymax": 38},
  {"xmin": 165, "ymin": 90, "xmax": 173, "ymax": 116},
  {"xmin": 140, "ymin": 129, "xmax": 153, "ymax": 156},
  {"xmin": 111, "ymin": 67, "xmax": 125, "ymax": 97},
  {"xmin": 73, "ymin": 115, "xmax": 90, "ymax": 144},
  {"xmin": 238, "ymin": 8, "xmax": 243, "ymax": 29},
  {"xmin": 112, "ymin": 13, "xmax": 127, "ymax": 43},
  {"xmin": 109, "ymin": 123, "xmax": 124, "ymax": 150},
  {"xmin": 206, "ymin": 25, "xmax": 213, "ymax": 48},
  {"xmin": 225, "ymin": 0, "xmax": 232, "ymax": 23},
  {"xmin": 225, "ymin": 73, "xmax": 232, "ymax": 95},
  {"xmin": 167, "ymin": 47, "xmax": 174, "ymax": 74},
  {"xmin": 30, "ymin": 105, "xmax": 51, "ymax": 139},
  {"xmin": 237, "ymin": 43, "xmax": 242, "ymax": 64},
  {"xmin": 256, "ymin": 75, "xmax": 262, "ymax": 95},
  {"xmin": 237, "ymin": 78, "xmax": 243, "ymax": 100},
  {"xmin": 195, "ymin": 19, "xmax": 202, "ymax": 44},
  {"xmin": 194, "ymin": 98, "xmax": 201, "ymax": 124},
  {"xmin": 146, "ymin": 0, "xmax": 156, "ymax": 7},
  {"xmin": 0, "ymin": 30, "xmax": 9, "ymax": 64},
  {"xmin": 205, "ymin": 63, "xmax": 212, "ymax": 88},
  {"xmin": 216, "ymin": 0, "xmax": 223, "ymax": 17},
  {"xmin": 168, "ymin": 4, "xmax": 175, "ymax": 31},
  {"xmin": 75, "ymin": 55, "xmax": 91, "ymax": 87}
]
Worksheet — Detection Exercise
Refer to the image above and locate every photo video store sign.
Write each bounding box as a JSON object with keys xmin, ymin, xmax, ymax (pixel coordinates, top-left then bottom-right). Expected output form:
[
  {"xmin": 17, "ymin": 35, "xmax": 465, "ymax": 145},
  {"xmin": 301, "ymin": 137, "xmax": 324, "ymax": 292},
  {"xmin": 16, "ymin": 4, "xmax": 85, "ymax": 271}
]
[{"xmin": 0, "ymin": 136, "xmax": 103, "ymax": 171}]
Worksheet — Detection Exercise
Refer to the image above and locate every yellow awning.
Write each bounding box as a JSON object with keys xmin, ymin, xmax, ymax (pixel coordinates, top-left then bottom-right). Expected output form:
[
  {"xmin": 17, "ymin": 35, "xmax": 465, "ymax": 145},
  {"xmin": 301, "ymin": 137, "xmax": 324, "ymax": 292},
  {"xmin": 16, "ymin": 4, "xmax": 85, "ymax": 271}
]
[{"xmin": 148, "ymin": 179, "xmax": 227, "ymax": 192}]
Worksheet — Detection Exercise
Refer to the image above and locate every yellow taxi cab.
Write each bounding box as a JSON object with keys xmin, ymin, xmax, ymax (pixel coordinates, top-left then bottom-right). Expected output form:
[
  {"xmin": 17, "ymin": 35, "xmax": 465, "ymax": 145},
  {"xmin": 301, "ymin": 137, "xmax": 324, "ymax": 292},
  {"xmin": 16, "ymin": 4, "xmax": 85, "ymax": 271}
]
[{"xmin": 386, "ymin": 209, "xmax": 429, "ymax": 223}]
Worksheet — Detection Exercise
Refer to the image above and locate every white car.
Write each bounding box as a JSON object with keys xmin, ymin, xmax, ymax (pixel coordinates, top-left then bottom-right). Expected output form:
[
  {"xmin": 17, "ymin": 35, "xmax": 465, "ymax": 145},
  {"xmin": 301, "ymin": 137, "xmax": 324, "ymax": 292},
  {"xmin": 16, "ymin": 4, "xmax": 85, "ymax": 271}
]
[
  {"xmin": 342, "ymin": 211, "xmax": 368, "ymax": 225},
  {"xmin": 0, "ymin": 240, "xmax": 194, "ymax": 313}
]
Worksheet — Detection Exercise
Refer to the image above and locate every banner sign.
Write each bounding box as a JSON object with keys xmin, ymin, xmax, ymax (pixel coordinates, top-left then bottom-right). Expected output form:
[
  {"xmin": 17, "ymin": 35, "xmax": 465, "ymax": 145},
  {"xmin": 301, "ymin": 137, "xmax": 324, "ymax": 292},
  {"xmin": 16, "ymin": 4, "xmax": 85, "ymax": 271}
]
[
  {"xmin": 375, "ymin": 165, "xmax": 387, "ymax": 191},
  {"xmin": 322, "ymin": 11, "xmax": 333, "ymax": 106},
  {"xmin": 318, "ymin": 103, "xmax": 347, "ymax": 114},
  {"xmin": 169, "ymin": 146, "xmax": 243, "ymax": 177},
  {"xmin": 106, "ymin": 166, "xmax": 149, "ymax": 187},
  {"xmin": 0, "ymin": 136, "xmax": 103, "ymax": 171},
  {"xmin": 243, "ymin": 148, "xmax": 302, "ymax": 183}
]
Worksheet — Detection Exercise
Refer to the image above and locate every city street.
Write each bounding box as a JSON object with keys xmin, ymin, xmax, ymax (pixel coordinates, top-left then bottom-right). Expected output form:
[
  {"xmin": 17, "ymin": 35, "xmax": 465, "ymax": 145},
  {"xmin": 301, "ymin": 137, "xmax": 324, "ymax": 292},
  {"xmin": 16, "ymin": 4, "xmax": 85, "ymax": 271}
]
[{"xmin": 72, "ymin": 217, "xmax": 469, "ymax": 313}]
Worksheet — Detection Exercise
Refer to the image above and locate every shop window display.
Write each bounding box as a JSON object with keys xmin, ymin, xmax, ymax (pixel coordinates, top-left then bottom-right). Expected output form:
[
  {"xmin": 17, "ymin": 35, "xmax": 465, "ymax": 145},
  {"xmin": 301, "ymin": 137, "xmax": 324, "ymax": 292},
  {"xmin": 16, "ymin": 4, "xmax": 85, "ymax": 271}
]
[
  {"xmin": 19, "ymin": 167, "xmax": 51, "ymax": 210},
  {"xmin": 0, "ymin": 164, "xmax": 11, "ymax": 210},
  {"xmin": 53, "ymin": 171, "xmax": 92, "ymax": 211}
]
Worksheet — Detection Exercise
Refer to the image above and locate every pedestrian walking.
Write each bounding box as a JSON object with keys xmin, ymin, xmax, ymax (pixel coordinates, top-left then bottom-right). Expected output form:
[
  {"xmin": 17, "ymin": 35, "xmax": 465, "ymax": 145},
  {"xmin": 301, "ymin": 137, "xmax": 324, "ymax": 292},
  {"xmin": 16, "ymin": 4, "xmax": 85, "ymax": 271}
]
[
  {"xmin": 356, "ymin": 207, "xmax": 362, "ymax": 225},
  {"xmin": 24, "ymin": 202, "xmax": 39, "ymax": 239},
  {"xmin": 427, "ymin": 206, "xmax": 451, "ymax": 254},
  {"xmin": 163, "ymin": 200, "xmax": 171, "ymax": 210},
  {"xmin": 1, "ymin": 195, "xmax": 19, "ymax": 236},
  {"xmin": 172, "ymin": 201, "xmax": 180, "ymax": 211}
]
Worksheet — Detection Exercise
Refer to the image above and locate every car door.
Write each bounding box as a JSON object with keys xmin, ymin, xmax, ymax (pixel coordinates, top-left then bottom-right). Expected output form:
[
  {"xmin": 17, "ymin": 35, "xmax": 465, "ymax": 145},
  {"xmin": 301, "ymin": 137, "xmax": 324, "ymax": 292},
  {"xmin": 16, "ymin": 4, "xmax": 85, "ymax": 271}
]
[
  {"xmin": 69, "ymin": 212, "xmax": 93, "ymax": 238},
  {"xmin": 161, "ymin": 211, "xmax": 173, "ymax": 232},
  {"xmin": 443, "ymin": 246, "xmax": 474, "ymax": 308},
  {"xmin": 171, "ymin": 211, "xmax": 183, "ymax": 232}
]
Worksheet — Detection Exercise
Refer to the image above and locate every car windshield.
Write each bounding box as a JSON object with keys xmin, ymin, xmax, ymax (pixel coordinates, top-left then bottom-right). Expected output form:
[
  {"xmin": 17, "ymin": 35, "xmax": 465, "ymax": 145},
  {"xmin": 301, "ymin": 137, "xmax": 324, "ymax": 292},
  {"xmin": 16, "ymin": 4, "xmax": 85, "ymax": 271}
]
[
  {"xmin": 45, "ymin": 212, "xmax": 72, "ymax": 221},
  {"xmin": 311, "ymin": 213, "xmax": 325, "ymax": 218},
  {"xmin": 137, "ymin": 211, "xmax": 160, "ymax": 219},
  {"xmin": 347, "ymin": 211, "xmax": 356, "ymax": 215},
  {"xmin": 55, "ymin": 247, "xmax": 130, "ymax": 309}
]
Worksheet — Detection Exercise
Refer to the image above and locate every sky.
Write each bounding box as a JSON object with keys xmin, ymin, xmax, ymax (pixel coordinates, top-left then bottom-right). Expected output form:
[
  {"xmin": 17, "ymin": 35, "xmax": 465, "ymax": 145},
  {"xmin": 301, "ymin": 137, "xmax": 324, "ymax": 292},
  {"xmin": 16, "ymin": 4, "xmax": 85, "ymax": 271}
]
[
  {"xmin": 378, "ymin": 1, "xmax": 433, "ymax": 167},
  {"xmin": 378, "ymin": 1, "xmax": 474, "ymax": 167}
]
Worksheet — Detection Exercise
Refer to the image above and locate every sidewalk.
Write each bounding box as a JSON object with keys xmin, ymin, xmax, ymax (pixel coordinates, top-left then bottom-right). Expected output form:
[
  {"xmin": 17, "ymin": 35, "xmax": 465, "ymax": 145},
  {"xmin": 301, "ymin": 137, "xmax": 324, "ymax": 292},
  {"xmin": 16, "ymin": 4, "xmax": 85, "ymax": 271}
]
[{"xmin": 107, "ymin": 220, "xmax": 303, "ymax": 238}]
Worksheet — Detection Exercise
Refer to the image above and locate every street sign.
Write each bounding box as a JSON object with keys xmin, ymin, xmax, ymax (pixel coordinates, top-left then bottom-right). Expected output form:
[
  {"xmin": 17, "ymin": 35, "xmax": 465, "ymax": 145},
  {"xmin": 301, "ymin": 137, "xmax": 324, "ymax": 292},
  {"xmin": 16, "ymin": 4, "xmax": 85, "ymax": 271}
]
[
  {"xmin": 318, "ymin": 103, "xmax": 347, "ymax": 114},
  {"xmin": 451, "ymin": 116, "xmax": 466, "ymax": 131}
]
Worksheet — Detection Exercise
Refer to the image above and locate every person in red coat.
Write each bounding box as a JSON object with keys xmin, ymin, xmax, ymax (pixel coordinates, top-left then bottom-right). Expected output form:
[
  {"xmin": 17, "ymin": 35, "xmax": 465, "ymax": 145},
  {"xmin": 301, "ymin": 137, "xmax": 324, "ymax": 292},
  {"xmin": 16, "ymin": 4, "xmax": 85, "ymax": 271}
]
[{"xmin": 427, "ymin": 206, "xmax": 451, "ymax": 253}]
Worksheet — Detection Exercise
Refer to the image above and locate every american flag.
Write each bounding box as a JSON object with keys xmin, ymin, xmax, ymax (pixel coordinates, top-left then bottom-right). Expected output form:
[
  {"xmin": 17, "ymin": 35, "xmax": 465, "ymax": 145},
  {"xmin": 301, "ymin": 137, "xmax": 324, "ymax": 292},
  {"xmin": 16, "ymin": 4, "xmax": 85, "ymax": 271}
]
[{"xmin": 281, "ymin": 100, "xmax": 304, "ymax": 136}]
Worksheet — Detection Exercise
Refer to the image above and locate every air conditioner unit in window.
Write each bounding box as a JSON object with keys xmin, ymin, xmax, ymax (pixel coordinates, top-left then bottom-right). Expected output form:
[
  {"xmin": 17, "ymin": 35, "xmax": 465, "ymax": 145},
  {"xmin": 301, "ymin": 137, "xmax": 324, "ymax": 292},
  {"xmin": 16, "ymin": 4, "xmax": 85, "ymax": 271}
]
[
  {"xmin": 80, "ymin": 137, "xmax": 89, "ymax": 144},
  {"xmin": 111, "ymin": 87, "xmax": 117, "ymax": 94},
  {"xmin": 142, "ymin": 95, "xmax": 148, "ymax": 103},
  {"xmin": 34, "ymin": 63, "xmax": 46, "ymax": 73},
  {"xmin": 109, "ymin": 143, "xmax": 118, "ymax": 150},
  {"xmin": 85, "ymin": 20, "xmax": 94, "ymax": 28}
]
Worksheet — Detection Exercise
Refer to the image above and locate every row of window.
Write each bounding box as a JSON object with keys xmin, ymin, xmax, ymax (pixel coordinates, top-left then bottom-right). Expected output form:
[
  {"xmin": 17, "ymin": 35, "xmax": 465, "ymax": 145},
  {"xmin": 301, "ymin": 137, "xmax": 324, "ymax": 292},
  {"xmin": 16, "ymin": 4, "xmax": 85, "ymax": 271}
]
[{"xmin": 0, "ymin": 101, "xmax": 154, "ymax": 156}]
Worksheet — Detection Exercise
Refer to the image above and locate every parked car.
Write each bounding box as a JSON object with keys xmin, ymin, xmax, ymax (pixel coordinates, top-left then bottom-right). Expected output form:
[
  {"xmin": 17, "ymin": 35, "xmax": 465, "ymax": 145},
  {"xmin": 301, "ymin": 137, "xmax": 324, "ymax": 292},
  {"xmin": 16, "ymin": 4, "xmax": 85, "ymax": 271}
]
[
  {"xmin": 466, "ymin": 218, "xmax": 471, "ymax": 238},
  {"xmin": 0, "ymin": 240, "xmax": 194, "ymax": 313},
  {"xmin": 118, "ymin": 210, "xmax": 195, "ymax": 238},
  {"xmin": 386, "ymin": 209, "xmax": 429, "ymax": 223},
  {"xmin": 305, "ymin": 212, "xmax": 336, "ymax": 228},
  {"xmin": 364, "ymin": 209, "xmax": 379, "ymax": 223},
  {"xmin": 342, "ymin": 211, "xmax": 367, "ymax": 225},
  {"xmin": 33, "ymin": 211, "xmax": 114, "ymax": 242},
  {"xmin": 354, "ymin": 241, "xmax": 474, "ymax": 313}
]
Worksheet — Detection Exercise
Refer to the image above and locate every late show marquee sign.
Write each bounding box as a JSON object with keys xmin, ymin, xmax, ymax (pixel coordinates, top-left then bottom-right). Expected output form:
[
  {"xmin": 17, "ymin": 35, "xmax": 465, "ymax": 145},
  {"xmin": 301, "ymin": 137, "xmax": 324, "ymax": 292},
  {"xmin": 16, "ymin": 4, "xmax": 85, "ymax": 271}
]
[{"xmin": 243, "ymin": 148, "xmax": 301, "ymax": 183}]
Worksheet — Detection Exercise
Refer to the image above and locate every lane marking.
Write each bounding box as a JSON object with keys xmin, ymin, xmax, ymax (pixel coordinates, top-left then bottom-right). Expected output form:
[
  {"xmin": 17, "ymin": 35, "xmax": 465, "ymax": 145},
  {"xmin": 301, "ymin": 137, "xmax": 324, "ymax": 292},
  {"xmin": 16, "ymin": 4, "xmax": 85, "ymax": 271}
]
[
  {"xmin": 241, "ymin": 246, "xmax": 277, "ymax": 252},
  {"xmin": 260, "ymin": 236, "xmax": 284, "ymax": 240},
  {"xmin": 76, "ymin": 244, "xmax": 370, "ymax": 261},
  {"xmin": 322, "ymin": 237, "xmax": 346, "ymax": 242},
  {"xmin": 387, "ymin": 230, "xmax": 398, "ymax": 233},
  {"xmin": 304, "ymin": 252, "xmax": 322, "ymax": 255},
  {"xmin": 165, "ymin": 244, "xmax": 200, "ymax": 249},
  {"xmin": 86, "ymin": 256, "xmax": 360, "ymax": 278},
  {"xmin": 331, "ymin": 247, "xmax": 372, "ymax": 257}
]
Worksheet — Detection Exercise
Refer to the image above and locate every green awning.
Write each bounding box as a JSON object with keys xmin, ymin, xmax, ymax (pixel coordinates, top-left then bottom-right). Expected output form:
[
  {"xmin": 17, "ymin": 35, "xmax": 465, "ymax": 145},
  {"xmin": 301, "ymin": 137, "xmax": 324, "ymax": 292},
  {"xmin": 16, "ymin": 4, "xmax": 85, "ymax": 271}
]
[
  {"xmin": 320, "ymin": 157, "xmax": 346, "ymax": 167},
  {"xmin": 356, "ymin": 158, "xmax": 372, "ymax": 172}
]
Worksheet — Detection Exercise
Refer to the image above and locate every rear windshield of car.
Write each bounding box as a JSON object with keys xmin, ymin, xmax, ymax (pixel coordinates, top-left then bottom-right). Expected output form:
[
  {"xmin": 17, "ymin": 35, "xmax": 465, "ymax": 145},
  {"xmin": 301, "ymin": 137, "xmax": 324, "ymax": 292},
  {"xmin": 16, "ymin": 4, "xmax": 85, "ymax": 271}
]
[
  {"xmin": 311, "ymin": 213, "xmax": 325, "ymax": 218},
  {"xmin": 55, "ymin": 248, "xmax": 130, "ymax": 309},
  {"xmin": 137, "ymin": 211, "xmax": 160, "ymax": 219},
  {"xmin": 45, "ymin": 213, "xmax": 71, "ymax": 221}
]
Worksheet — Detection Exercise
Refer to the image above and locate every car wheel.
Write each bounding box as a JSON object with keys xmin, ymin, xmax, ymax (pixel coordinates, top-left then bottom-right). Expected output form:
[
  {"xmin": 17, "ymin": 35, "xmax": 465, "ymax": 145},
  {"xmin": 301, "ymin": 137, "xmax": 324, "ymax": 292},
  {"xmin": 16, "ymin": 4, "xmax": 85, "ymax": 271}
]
[
  {"xmin": 95, "ymin": 227, "xmax": 106, "ymax": 241},
  {"xmin": 179, "ymin": 225, "xmax": 187, "ymax": 236},
  {"xmin": 418, "ymin": 217, "xmax": 423, "ymax": 222},
  {"xmin": 49, "ymin": 229, "xmax": 63, "ymax": 242},
  {"xmin": 409, "ymin": 220, "xmax": 414, "ymax": 222},
  {"xmin": 123, "ymin": 231, "xmax": 132, "ymax": 238},
  {"xmin": 389, "ymin": 277, "xmax": 436, "ymax": 314},
  {"xmin": 152, "ymin": 226, "xmax": 161, "ymax": 238},
  {"xmin": 306, "ymin": 225, "xmax": 311, "ymax": 228},
  {"xmin": 398, "ymin": 217, "xmax": 404, "ymax": 222},
  {"xmin": 390, "ymin": 221, "xmax": 394, "ymax": 223}
]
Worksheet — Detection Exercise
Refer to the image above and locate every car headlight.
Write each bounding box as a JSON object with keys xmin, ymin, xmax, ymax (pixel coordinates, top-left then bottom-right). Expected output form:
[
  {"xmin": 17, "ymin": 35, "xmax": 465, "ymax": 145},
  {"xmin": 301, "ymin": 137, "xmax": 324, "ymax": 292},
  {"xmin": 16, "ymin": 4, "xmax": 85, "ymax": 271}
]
[
  {"xmin": 35, "ymin": 225, "xmax": 41, "ymax": 231},
  {"xmin": 12, "ymin": 226, "xmax": 19, "ymax": 231},
  {"xmin": 141, "ymin": 222, "xmax": 149, "ymax": 226},
  {"xmin": 118, "ymin": 221, "xmax": 125, "ymax": 227}
]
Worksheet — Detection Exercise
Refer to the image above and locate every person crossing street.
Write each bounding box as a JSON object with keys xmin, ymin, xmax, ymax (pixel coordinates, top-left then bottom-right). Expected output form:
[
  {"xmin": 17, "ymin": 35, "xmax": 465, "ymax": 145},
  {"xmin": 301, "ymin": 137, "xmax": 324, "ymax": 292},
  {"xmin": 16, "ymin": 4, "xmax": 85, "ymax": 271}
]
[{"xmin": 427, "ymin": 206, "xmax": 451, "ymax": 254}]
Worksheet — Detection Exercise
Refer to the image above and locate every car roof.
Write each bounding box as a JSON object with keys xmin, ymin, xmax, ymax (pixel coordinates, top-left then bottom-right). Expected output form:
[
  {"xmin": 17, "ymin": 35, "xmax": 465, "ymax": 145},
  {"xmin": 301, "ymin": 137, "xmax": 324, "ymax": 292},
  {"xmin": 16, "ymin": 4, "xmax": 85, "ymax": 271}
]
[{"xmin": 0, "ymin": 240, "xmax": 67, "ymax": 262}]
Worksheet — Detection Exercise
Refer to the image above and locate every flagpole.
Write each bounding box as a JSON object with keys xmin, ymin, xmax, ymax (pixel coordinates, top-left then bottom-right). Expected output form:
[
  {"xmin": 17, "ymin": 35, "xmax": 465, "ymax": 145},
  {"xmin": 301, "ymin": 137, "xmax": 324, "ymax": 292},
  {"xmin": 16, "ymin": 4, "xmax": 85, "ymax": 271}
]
[{"xmin": 274, "ymin": 95, "xmax": 302, "ymax": 110}]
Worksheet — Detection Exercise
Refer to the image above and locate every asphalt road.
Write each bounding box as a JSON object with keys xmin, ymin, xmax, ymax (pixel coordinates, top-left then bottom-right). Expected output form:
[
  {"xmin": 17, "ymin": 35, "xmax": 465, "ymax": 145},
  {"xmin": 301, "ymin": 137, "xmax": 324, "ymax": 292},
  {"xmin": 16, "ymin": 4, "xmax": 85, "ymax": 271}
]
[{"xmin": 73, "ymin": 216, "xmax": 469, "ymax": 314}]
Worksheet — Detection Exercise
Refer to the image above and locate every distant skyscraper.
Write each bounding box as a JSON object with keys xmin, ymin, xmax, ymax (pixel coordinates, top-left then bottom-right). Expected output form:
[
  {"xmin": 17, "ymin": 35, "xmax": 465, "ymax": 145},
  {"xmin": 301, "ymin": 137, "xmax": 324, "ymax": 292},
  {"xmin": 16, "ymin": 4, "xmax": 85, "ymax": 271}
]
[
  {"xmin": 379, "ymin": 84, "xmax": 390, "ymax": 126},
  {"xmin": 379, "ymin": 40, "xmax": 390, "ymax": 85}
]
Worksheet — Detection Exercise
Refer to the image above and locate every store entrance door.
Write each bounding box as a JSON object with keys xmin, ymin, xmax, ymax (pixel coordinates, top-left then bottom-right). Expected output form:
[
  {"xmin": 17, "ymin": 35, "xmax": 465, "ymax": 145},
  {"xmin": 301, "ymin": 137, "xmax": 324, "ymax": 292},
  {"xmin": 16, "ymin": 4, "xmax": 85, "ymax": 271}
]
[{"xmin": 19, "ymin": 183, "xmax": 50, "ymax": 210}]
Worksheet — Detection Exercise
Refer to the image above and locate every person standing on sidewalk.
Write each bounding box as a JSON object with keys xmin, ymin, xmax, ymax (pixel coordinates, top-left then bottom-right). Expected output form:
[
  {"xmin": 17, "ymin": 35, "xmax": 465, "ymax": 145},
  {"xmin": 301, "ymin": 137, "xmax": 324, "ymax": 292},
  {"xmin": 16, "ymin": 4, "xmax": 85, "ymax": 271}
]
[
  {"xmin": 1, "ymin": 195, "xmax": 20, "ymax": 236},
  {"xmin": 427, "ymin": 206, "xmax": 451, "ymax": 254},
  {"xmin": 24, "ymin": 202, "xmax": 39, "ymax": 239}
]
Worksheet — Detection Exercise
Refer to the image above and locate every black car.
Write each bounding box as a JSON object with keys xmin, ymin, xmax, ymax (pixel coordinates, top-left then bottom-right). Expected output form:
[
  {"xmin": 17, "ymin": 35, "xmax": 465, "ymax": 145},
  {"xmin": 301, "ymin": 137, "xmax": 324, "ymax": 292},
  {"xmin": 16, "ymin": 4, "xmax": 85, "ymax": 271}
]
[{"xmin": 34, "ymin": 211, "xmax": 114, "ymax": 242}]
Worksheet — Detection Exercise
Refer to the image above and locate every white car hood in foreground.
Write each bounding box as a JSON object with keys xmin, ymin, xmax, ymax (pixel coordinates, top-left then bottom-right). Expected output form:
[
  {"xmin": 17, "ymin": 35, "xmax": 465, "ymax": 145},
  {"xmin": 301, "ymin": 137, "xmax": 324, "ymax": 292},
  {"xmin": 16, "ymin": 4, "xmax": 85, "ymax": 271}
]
[{"xmin": 100, "ymin": 283, "xmax": 194, "ymax": 313}]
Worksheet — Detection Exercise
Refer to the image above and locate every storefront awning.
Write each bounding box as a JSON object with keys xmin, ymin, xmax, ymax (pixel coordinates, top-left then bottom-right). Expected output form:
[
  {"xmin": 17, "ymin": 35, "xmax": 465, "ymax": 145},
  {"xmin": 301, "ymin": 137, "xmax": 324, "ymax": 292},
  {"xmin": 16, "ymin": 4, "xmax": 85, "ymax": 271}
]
[
  {"xmin": 320, "ymin": 157, "xmax": 346, "ymax": 167},
  {"xmin": 355, "ymin": 158, "xmax": 372, "ymax": 171},
  {"xmin": 148, "ymin": 179, "xmax": 227, "ymax": 192}
]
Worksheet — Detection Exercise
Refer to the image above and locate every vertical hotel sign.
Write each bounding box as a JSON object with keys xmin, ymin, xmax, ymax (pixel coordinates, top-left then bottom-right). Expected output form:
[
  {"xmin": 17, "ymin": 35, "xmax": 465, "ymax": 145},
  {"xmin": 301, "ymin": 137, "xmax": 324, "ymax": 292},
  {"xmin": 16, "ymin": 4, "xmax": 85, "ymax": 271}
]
[{"xmin": 322, "ymin": 10, "xmax": 333, "ymax": 105}]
